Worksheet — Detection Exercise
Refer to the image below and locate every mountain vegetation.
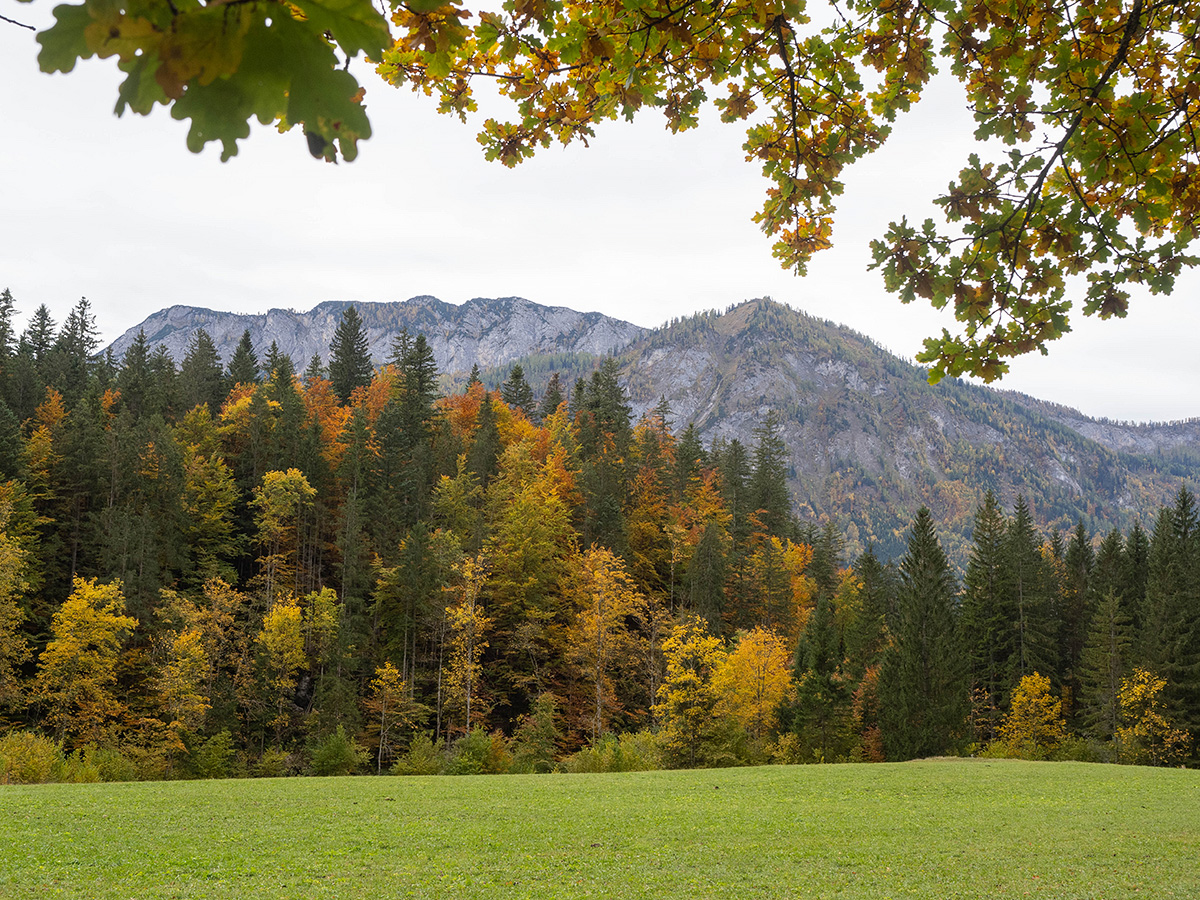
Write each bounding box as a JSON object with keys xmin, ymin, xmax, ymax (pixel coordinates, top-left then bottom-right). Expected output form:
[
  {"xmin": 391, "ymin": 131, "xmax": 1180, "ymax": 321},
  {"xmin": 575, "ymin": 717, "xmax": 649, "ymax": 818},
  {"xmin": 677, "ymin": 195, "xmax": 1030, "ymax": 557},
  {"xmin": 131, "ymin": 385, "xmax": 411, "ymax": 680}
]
[{"xmin": 0, "ymin": 289, "xmax": 1196, "ymax": 780}]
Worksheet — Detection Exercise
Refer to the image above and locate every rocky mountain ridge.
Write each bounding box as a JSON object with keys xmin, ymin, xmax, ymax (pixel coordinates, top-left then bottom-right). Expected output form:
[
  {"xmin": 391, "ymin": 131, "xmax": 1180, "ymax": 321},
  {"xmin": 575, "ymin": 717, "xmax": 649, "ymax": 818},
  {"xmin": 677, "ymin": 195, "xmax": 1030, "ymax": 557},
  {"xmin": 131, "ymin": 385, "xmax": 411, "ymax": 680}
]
[
  {"xmin": 108, "ymin": 296, "xmax": 647, "ymax": 376},
  {"xmin": 108, "ymin": 295, "xmax": 1198, "ymax": 562}
]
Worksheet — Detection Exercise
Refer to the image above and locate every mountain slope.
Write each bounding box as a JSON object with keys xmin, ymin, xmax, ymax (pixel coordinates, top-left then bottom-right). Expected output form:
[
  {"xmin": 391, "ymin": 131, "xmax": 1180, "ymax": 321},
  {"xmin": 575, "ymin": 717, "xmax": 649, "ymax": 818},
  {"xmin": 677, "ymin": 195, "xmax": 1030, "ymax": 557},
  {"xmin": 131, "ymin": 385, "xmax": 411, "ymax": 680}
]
[{"xmin": 615, "ymin": 299, "xmax": 1196, "ymax": 561}]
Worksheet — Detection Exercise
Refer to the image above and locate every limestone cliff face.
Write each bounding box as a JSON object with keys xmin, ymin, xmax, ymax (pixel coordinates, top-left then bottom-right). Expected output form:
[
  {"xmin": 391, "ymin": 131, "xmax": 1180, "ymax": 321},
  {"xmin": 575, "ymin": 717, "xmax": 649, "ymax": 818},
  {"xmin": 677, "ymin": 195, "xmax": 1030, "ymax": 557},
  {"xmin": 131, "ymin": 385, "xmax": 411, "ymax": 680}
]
[{"xmin": 107, "ymin": 296, "xmax": 647, "ymax": 374}]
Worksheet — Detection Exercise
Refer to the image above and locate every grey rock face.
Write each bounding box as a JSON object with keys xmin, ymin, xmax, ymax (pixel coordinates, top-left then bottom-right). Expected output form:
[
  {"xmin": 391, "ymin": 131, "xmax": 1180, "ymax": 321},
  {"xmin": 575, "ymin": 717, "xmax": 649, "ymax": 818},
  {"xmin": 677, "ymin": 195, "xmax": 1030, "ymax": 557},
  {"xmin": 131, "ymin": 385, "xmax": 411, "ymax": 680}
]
[{"xmin": 108, "ymin": 296, "xmax": 647, "ymax": 376}]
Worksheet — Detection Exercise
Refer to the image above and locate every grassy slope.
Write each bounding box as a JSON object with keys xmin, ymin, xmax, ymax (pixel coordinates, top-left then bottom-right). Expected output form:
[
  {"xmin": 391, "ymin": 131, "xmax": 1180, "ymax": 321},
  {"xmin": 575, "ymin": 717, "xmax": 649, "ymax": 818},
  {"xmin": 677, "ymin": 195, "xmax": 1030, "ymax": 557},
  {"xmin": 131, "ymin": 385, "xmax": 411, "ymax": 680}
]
[{"xmin": 1, "ymin": 759, "xmax": 1197, "ymax": 899}]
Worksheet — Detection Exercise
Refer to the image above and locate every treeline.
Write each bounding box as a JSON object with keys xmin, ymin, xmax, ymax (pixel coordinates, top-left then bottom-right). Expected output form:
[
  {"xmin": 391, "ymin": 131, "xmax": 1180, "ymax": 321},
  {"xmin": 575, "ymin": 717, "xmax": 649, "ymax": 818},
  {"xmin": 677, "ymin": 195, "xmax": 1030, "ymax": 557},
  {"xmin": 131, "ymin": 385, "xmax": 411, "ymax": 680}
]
[{"xmin": 0, "ymin": 292, "xmax": 1195, "ymax": 781}]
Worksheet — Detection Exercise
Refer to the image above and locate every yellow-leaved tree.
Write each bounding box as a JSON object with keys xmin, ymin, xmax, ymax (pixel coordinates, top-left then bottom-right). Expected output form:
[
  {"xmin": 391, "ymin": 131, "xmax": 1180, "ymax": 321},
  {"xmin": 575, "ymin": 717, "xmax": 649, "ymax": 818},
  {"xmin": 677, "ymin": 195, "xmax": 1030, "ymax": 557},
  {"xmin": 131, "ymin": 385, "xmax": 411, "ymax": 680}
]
[
  {"xmin": 34, "ymin": 578, "xmax": 137, "ymax": 747},
  {"xmin": 1116, "ymin": 668, "xmax": 1191, "ymax": 767},
  {"xmin": 158, "ymin": 626, "xmax": 212, "ymax": 738},
  {"xmin": 251, "ymin": 469, "xmax": 317, "ymax": 602},
  {"xmin": 0, "ymin": 499, "xmax": 31, "ymax": 717},
  {"xmin": 364, "ymin": 661, "xmax": 425, "ymax": 774},
  {"xmin": 441, "ymin": 554, "xmax": 491, "ymax": 737},
  {"xmin": 654, "ymin": 615, "xmax": 729, "ymax": 769},
  {"xmin": 998, "ymin": 672, "xmax": 1066, "ymax": 760},
  {"xmin": 567, "ymin": 547, "xmax": 648, "ymax": 743},
  {"xmin": 256, "ymin": 594, "xmax": 305, "ymax": 744},
  {"xmin": 714, "ymin": 626, "xmax": 795, "ymax": 743}
]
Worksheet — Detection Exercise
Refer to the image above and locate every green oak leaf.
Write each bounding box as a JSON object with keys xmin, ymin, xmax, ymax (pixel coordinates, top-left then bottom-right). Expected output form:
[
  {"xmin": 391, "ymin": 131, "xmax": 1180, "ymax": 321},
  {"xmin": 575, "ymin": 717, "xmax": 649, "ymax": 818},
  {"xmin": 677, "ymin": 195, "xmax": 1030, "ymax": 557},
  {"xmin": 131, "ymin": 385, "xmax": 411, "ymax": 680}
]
[
  {"xmin": 288, "ymin": 0, "xmax": 392, "ymax": 59},
  {"xmin": 37, "ymin": 3, "xmax": 95, "ymax": 73}
]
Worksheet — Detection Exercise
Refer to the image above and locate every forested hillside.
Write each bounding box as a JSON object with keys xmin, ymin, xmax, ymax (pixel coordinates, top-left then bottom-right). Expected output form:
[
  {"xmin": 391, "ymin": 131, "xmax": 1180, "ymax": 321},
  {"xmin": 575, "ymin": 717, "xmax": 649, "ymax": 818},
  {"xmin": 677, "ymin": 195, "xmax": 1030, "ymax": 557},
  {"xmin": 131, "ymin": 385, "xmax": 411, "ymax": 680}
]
[{"xmin": 0, "ymin": 291, "xmax": 1196, "ymax": 780}]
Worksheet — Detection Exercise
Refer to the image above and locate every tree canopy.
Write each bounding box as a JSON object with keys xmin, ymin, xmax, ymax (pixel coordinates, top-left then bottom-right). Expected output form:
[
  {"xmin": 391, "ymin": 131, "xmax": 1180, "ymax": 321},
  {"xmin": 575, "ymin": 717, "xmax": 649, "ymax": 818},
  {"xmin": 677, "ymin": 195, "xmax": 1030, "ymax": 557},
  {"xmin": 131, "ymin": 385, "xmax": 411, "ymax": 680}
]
[{"xmin": 19, "ymin": 0, "xmax": 1200, "ymax": 379}]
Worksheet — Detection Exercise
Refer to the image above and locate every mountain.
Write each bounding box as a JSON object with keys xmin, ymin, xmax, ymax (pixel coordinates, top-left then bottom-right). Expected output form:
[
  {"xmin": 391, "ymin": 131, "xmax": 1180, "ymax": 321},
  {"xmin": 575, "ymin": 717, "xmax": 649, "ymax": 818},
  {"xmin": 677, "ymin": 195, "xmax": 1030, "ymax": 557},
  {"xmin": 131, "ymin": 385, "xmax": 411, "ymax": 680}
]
[
  {"xmin": 611, "ymin": 299, "xmax": 1199, "ymax": 561},
  {"xmin": 107, "ymin": 296, "xmax": 647, "ymax": 375},
  {"xmin": 108, "ymin": 295, "xmax": 1199, "ymax": 562}
]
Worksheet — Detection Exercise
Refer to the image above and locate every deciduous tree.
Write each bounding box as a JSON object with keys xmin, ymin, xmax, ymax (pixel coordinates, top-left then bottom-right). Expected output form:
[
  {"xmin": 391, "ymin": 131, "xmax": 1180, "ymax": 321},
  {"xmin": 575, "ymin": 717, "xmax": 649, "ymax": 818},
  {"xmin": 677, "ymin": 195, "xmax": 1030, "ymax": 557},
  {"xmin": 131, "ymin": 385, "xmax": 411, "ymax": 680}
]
[{"xmin": 33, "ymin": 577, "xmax": 137, "ymax": 746}]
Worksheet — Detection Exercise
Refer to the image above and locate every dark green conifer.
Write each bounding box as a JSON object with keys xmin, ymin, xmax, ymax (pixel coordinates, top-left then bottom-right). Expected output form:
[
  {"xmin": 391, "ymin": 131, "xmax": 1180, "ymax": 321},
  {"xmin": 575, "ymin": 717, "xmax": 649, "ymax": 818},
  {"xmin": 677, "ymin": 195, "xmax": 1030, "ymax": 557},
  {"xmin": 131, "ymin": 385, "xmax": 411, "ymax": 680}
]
[
  {"xmin": 227, "ymin": 329, "xmax": 261, "ymax": 387},
  {"xmin": 539, "ymin": 372, "xmax": 564, "ymax": 421},
  {"xmin": 878, "ymin": 507, "xmax": 967, "ymax": 760},
  {"xmin": 179, "ymin": 329, "xmax": 225, "ymax": 414},
  {"xmin": 328, "ymin": 305, "xmax": 373, "ymax": 404},
  {"xmin": 959, "ymin": 490, "xmax": 1012, "ymax": 739},
  {"xmin": 500, "ymin": 363, "xmax": 536, "ymax": 419}
]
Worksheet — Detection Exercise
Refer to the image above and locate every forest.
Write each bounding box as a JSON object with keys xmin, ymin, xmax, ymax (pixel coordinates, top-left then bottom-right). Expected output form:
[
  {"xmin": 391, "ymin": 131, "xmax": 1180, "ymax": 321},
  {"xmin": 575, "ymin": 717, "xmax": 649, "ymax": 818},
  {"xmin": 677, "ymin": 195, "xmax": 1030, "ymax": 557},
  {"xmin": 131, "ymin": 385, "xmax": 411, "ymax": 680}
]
[{"xmin": 0, "ymin": 291, "xmax": 1195, "ymax": 781}]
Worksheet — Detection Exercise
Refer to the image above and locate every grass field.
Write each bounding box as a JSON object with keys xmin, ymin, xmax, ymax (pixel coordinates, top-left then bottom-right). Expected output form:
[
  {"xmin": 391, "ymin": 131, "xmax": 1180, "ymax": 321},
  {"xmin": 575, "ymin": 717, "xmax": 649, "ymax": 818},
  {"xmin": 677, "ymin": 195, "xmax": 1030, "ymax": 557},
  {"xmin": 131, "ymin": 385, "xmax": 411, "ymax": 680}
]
[{"xmin": 1, "ymin": 759, "xmax": 1197, "ymax": 899}]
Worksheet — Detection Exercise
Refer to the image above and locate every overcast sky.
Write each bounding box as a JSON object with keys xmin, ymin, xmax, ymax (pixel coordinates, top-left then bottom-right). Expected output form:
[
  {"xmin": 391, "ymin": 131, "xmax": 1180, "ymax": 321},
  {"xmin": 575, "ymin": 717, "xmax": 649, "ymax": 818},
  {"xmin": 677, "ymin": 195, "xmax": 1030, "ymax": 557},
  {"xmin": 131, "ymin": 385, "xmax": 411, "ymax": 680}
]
[{"xmin": 2, "ymin": 5, "xmax": 1196, "ymax": 423}]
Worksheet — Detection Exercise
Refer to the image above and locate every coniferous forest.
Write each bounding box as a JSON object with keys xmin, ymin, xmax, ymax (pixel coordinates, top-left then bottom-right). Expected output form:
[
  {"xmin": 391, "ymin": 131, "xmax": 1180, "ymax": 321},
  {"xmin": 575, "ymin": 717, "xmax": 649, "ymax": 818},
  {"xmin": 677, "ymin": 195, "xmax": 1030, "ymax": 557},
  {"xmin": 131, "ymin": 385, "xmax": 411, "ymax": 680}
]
[{"xmin": 0, "ymin": 292, "xmax": 1196, "ymax": 781}]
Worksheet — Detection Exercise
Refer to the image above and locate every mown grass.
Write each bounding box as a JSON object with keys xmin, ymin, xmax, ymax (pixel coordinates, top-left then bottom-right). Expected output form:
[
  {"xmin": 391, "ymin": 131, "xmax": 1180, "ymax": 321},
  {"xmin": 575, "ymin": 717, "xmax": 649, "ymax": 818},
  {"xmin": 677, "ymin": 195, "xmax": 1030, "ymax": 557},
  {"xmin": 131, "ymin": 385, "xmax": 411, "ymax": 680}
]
[{"xmin": 1, "ymin": 758, "xmax": 1197, "ymax": 899}]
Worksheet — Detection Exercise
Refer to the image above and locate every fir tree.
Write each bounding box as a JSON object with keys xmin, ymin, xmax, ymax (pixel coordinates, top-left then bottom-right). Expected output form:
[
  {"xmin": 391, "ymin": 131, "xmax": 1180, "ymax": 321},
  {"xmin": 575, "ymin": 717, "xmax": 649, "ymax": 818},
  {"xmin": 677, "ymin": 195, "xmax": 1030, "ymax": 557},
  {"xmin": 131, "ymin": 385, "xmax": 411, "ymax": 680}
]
[
  {"xmin": 264, "ymin": 341, "xmax": 295, "ymax": 383},
  {"xmin": 749, "ymin": 411, "xmax": 791, "ymax": 539},
  {"xmin": 1078, "ymin": 590, "xmax": 1132, "ymax": 743},
  {"xmin": 1061, "ymin": 519, "xmax": 1096, "ymax": 715},
  {"xmin": 1003, "ymin": 496, "xmax": 1057, "ymax": 685},
  {"xmin": 878, "ymin": 507, "xmax": 967, "ymax": 760},
  {"xmin": 539, "ymin": 372, "xmax": 564, "ymax": 421},
  {"xmin": 116, "ymin": 330, "xmax": 152, "ymax": 419},
  {"xmin": 328, "ymin": 305, "xmax": 373, "ymax": 404},
  {"xmin": 227, "ymin": 329, "xmax": 261, "ymax": 387},
  {"xmin": 790, "ymin": 592, "xmax": 852, "ymax": 760},
  {"xmin": 674, "ymin": 423, "xmax": 706, "ymax": 498},
  {"xmin": 179, "ymin": 328, "xmax": 225, "ymax": 414},
  {"xmin": 500, "ymin": 363, "xmax": 536, "ymax": 419},
  {"xmin": 687, "ymin": 520, "xmax": 728, "ymax": 633},
  {"xmin": 959, "ymin": 490, "xmax": 1012, "ymax": 738},
  {"xmin": 302, "ymin": 353, "xmax": 327, "ymax": 385},
  {"xmin": 467, "ymin": 392, "xmax": 500, "ymax": 490}
]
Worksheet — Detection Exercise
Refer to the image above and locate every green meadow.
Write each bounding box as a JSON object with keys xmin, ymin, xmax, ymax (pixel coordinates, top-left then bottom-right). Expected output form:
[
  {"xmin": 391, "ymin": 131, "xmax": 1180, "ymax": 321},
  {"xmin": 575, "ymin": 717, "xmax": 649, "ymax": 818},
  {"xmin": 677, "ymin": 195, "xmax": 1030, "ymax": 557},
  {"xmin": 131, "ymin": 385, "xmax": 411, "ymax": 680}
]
[{"xmin": 1, "ymin": 759, "xmax": 1197, "ymax": 899}]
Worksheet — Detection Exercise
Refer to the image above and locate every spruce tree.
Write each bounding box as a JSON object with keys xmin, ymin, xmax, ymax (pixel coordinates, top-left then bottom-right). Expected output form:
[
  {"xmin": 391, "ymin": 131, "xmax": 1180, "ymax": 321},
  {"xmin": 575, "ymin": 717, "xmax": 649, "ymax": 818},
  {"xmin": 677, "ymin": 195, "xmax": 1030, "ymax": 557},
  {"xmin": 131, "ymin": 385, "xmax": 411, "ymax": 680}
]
[
  {"xmin": 674, "ymin": 423, "xmax": 706, "ymax": 498},
  {"xmin": 539, "ymin": 372, "xmax": 564, "ymax": 421},
  {"xmin": 116, "ymin": 330, "xmax": 152, "ymax": 419},
  {"xmin": 749, "ymin": 411, "xmax": 791, "ymax": 538},
  {"xmin": 467, "ymin": 391, "xmax": 500, "ymax": 490},
  {"xmin": 1003, "ymin": 496, "xmax": 1057, "ymax": 685},
  {"xmin": 877, "ymin": 507, "xmax": 967, "ymax": 759},
  {"xmin": 227, "ymin": 329, "xmax": 261, "ymax": 386},
  {"xmin": 179, "ymin": 328, "xmax": 225, "ymax": 413},
  {"xmin": 0, "ymin": 289, "xmax": 15, "ymax": 379},
  {"xmin": 328, "ymin": 305, "xmax": 373, "ymax": 403},
  {"xmin": 790, "ymin": 591, "xmax": 852, "ymax": 760},
  {"xmin": 1061, "ymin": 519, "xmax": 1096, "ymax": 715},
  {"xmin": 302, "ymin": 353, "xmax": 327, "ymax": 385},
  {"xmin": 959, "ymin": 490, "xmax": 1012, "ymax": 739},
  {"xmin": 500, "ymin": 363, "xmax": 537, "ymax": 419},
  {"xmin": 1077, "ymin": 590, "xmax": 1132, "ymax": 743},
  {"xmin": 1144, "ymin": 488, "xmax": 1200, "ymax": 741},
  {"xmin": 687, "ymin": 520, "xmax": 728, "ymax": 634},
  {"xmin": 264, "ymin": 341, "xmax": 295, "ymax": 383}
]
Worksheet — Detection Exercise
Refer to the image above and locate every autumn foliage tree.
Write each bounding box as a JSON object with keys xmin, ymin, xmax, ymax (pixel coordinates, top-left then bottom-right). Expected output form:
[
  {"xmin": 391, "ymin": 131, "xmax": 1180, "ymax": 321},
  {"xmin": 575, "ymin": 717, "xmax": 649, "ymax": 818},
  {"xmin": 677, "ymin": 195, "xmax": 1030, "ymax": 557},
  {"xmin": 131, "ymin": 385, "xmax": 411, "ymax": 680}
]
[
  {"xmin": 33, "ymin": 577, "xmax": 136, "ymax": 746},
  {"xmin": 654, "ymin": 615, "xmax": 729, "ymax": 769},
  {"xmin": 713, "ymin": 626, "xmax": 794, "ymax": 744}
]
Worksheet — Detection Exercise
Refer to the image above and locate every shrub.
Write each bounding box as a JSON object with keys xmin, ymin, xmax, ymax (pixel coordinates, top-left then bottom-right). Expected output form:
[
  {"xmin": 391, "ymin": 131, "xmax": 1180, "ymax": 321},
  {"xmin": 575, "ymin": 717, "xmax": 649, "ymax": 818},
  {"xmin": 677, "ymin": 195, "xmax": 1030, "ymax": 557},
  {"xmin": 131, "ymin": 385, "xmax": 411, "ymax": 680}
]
[
  {"xmin": 561, "ymin": 731, "xmax": 661, "ymax": 774},
  {"xmin": 253, "ymin": 748, "xmax": 296, "ymax": 778},
  {"xmin": 309, "ymin": 725, "xmax": 368, "ymax": 776},
  {"xmin": 193, "ymin": 730, "xmax": 237, "ymax": 779},
  {"xmin": 0, "ymin": 731, "xmax": 60, "ymax": 784},
  {"xmin": 445, "ymin": 728, "xmax": 511, "ymax": 775},
  {"xmin": 509, "ymin": 693, "xmax": 560, "ymax": 774},
  {"xmin": 55, "ymin": 749, "xmax": 101, "ymax": 783},
  {"xmin": 391, "ymin": 733, "xmax": 444, "ymax": 776}
]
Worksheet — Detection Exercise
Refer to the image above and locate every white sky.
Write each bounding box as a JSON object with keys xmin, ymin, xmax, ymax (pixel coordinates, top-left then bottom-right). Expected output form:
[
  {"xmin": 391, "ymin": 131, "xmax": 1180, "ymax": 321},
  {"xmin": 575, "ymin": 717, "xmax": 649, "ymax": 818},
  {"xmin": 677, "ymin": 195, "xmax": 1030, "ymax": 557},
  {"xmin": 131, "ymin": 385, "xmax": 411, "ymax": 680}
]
[{"xmin": 2, "ymin": 4, "xmax": 1197, "ymax": 423}]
